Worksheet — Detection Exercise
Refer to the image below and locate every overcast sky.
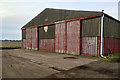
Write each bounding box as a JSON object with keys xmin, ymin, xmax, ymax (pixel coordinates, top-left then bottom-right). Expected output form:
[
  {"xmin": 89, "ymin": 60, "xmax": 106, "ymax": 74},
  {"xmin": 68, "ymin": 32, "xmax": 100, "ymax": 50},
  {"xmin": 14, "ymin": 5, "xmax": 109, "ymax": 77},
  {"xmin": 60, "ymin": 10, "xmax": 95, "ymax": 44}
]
[{"xmin": 1, "ymin": 0, "xmax": 120, "ymax": 40}]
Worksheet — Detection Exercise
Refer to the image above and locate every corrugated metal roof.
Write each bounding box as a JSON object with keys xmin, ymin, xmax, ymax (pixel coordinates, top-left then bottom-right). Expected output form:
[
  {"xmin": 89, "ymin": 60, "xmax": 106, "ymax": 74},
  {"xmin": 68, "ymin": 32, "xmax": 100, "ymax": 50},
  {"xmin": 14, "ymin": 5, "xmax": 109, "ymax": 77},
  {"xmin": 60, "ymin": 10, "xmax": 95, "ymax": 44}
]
[{"xmin": 22, "ymin": 8, "xmax": 102, "ymax": 28}]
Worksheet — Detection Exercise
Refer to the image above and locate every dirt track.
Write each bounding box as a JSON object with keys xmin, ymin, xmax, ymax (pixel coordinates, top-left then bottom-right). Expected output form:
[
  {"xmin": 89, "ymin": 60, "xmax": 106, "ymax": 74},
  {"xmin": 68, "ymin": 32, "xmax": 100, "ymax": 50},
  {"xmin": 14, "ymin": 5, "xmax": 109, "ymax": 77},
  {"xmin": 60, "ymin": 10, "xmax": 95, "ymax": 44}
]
[{"xmin": 2, "ymin": 49, "xmax": 120, "ymax": 78}]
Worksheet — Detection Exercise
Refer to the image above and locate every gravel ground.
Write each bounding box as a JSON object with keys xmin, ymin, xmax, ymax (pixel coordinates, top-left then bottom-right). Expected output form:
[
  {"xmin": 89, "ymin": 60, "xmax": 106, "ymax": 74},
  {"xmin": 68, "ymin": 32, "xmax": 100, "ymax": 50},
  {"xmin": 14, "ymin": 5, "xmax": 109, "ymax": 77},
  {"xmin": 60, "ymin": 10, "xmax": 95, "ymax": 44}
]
[
  {"xmin": 2, "ymin": 49, "xmax": 97, "ymax": 78},
  {"xmin": 1, "ymin": 49, "xmax": 119, "ymax": 79}
]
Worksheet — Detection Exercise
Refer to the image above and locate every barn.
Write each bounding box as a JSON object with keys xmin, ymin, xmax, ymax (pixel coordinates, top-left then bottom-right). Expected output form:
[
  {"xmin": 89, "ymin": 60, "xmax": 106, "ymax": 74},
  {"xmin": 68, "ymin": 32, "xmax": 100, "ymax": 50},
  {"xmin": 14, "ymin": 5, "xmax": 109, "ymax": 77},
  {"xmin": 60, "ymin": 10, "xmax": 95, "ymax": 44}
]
[{"xmin": 21, "ymin": 8, "xmax": 120, "ymax": 57}]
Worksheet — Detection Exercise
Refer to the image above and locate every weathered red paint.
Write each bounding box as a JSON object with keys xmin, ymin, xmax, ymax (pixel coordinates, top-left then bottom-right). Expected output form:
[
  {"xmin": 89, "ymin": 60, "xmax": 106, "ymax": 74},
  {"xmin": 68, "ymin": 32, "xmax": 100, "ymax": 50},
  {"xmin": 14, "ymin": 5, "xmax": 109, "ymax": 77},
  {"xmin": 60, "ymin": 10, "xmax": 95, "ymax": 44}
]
[
  {"xmin": 31, "ymin": 28, "xmax": 38, "ymax": 50},
  {"xmin": 39, "ymin": 39, "xmax": 55, "ymax": 51},
  {"xmin": 104, "ymin": 37, "xmax": 120, "ymax": 54},
  {"xmin": 97, "ymin": 37, "xmax": 101, "ymax": 56},
  {"xmin": 26, "ymin": 29, "xmax": 32, "ymax": 49},
  {"xmin": 82, "ymin": 37, "xmax": 98, "ymax": 56},
  {"xmin": 66, "ymin": 20, "xmax": 80, "ymax": 55},
  {"xmin": 21, "ymin": 39, "xmax": 26, "ymax": 48},
  {"xmin": 55, "ymin": 22, "xmax": 66, "ymax": 53}
]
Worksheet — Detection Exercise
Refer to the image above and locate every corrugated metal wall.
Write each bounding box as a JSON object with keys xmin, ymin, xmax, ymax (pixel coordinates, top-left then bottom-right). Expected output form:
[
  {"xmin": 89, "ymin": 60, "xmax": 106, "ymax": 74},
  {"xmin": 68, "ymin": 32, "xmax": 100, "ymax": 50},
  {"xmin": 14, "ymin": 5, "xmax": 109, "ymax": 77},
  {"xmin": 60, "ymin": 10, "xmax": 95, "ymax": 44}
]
[
  {"xmin": 26, "ymin": 29, "xmax": 32, "ymax": 49},
  {"xmin": 66, "ymin": 20, "xmax": 80, "ymax": 55},
  {"xmin": 39, "ymin": 39, "xmax": 55, "ymax": 51},
  {"xmin": 38, "ymin": 25, "xmax": 55, "ymax": 51},
  {"xmin": 81, "ymin": 17, "xmax": 101, "ymax": 56},
  {"xmin": 26, "ymin": 28, "xmax": 38, "ymax": 50},
  {"xmin": 103, "ymin": 15, "xmax": 120, "ymax": 54},
  {"xmin": 22, "ymin": 14, "xmax": 120, "ymax": 56},
  {"xmin": 104, "ymin": 38, "xmax": 120, "ymax": 54},
  {"xmin": 55, "ymin": 22, "xmax": 66, "ymax": 53},
  {"xmin": 55, "ymin": 18, "xmax": 100, "ymax": 56},
  {"xmin": 39, "ymin": 25, "xmax": 55, "ymax": 39},
  {"xmin": 82, "ymin": 17, "xmax": 101, "ymax": 37},
  {"xmin": 82, "ymin": 37, "xmax": 98, "ymax": 56},
  {"xmin": 104, "ymin": 16, "xmax": 120, "ymax": 38},
  {"xmin": 32, "ymin": 28, "xmax": 38, "ymax": 50},
  {"xmin": 21, "ymin": 39, "xmax": 26, "ymax": 48}
]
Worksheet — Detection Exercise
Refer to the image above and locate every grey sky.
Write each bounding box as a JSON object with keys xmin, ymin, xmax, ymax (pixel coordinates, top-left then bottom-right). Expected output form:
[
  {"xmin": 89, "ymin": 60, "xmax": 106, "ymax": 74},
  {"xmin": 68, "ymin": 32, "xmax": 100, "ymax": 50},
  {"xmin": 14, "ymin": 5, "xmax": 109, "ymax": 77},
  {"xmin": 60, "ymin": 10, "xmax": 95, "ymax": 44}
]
[{"xmin": 1, "ymin": 1, "xmax": 120, "ymax": 40}]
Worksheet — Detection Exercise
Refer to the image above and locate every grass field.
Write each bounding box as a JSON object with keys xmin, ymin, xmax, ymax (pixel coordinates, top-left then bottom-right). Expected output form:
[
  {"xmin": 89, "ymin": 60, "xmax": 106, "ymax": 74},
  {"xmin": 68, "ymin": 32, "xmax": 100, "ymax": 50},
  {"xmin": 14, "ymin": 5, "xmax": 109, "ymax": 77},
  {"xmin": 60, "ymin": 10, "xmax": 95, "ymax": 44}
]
[{"xmin": 1, "ymin": 41, "xmax": 21, "ymax": 48}]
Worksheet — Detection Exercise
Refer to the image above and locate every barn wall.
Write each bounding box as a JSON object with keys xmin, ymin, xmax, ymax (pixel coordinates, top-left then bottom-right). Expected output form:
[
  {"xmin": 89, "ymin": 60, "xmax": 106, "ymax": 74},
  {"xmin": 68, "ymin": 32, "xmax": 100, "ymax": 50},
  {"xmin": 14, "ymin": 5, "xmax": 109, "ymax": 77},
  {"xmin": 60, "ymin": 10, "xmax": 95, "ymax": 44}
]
[
  {"xmin": 21, "ymin": 29, "xmax": 26, "ymax": 49},
  {"xmin": 39, "ymin": 25, "xmax": 55, "ymax": 39},
  {"xmin": 55, "ymin": 22, "xmax": 66, "ymax": 53},
  {"xmin": 104, "ymin": 38, "xmax": 120, "ymax": 54},
  {"xmin": 38, "ymin": 25, "xmax": 55, "ymax": 51},
  {"xmin": 32, "ymin": 28, "xmax": 38, "ymax": 50},
  {"xmin": 66, "ymin": 20, "xmax": 80, "ymax": 55},
  {"xmin": 103, "ymin": 16, "xmax": 120, "ymax": 54},
  {"xmin": 22, "ymin": 29, "xmax": 26, "ymax": 39},
  {"xmin": 81, "ymin": 37, "xmax": 98, "ymax": 56},
  {"xmin": 82, "ymin": 17, "xmax": 101, "ymax": 37},
  {"xmin": 81, "ymin": 17, "xmax": 101, "ymax": 56},
  {"xmin": 26, "ymin": 29, "xmax": 32, "ymax": 49},
  {"xmin": 21, "ymin": 39, "xmax": 26, "ymax": 49},
  {"xmin": 103, "ymin": 16, "xmax": 120, "ymax": 38},
  {"xmin": 39, "ymin": 39, "xmax": 55, "ymax": 51}
]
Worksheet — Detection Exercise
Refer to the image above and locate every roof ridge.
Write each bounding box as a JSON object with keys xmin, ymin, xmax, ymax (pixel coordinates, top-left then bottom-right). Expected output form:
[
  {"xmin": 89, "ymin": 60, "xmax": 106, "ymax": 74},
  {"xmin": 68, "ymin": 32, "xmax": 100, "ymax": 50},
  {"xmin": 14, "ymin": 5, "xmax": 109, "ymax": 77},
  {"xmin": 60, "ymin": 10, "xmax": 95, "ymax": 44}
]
[{"xmin": 45, "ymin": 8, "xmax": 102, "ymax": 13}]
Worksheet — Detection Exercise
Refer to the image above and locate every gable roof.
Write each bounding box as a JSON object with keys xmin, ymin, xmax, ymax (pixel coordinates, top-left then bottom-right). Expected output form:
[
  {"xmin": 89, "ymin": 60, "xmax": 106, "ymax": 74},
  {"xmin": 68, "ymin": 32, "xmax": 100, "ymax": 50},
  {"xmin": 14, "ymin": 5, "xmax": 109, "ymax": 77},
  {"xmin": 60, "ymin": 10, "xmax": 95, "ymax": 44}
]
[{"xmin": 22, "ymin": 8, "xmax": 102, "ymax": 28}]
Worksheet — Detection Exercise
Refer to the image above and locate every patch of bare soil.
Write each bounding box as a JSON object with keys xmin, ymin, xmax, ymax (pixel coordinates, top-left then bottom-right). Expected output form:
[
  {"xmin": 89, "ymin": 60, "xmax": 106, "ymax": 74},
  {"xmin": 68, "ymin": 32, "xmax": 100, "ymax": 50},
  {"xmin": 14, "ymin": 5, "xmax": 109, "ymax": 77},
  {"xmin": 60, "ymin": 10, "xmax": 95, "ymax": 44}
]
[
  {"xmin": 2, "ymin": 50, "xmax": 58, "ymax": 78},
  {"xmin": 47, "ymin": 61, "xmax": 120, "ymax": 78}
]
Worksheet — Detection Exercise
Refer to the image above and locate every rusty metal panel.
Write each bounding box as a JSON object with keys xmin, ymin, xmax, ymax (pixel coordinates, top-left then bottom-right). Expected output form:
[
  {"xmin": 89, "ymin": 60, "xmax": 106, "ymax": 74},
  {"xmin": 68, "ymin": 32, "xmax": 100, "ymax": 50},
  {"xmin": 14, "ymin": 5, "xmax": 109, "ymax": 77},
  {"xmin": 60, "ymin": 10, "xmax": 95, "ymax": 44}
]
[
  {"xmin": 97, "ymin": 37, "xmax": 101, "ymax": 56},
  {"xmin": 39, "ymin": 39, "xmax": 55, "ymax": 51},
  {"xmin": 26, "ymin": 29, "xmax": 32, "ymax": 49},
  {"xmin": 32, "ymin": 28, "xmax": 38, "ymax": 50},
  {"xmin": 104, "ymin": 38, "xmax": 120, "ymax": 54},
  {"xmin": 82, "ymin": 37, "xmax": 97, "ymax": 56},
  {"xmin": 66, "ymin": 20, "xmax": 80, "ymax": 55},
  {"xmin": 55, "ymin": 22, "xmax": 66, "ymax": 53}
]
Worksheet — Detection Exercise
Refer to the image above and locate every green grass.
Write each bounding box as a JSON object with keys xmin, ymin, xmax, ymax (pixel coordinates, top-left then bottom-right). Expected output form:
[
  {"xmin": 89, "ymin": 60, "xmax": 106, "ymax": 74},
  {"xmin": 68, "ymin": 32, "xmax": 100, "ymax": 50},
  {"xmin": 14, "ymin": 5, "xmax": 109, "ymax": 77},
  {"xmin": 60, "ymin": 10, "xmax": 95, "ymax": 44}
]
[
  {"xmin": 99, "ymin": 53, "xmax": 120, "ymax": 62},
  {"xmin": 1, "ymin": 41, "xmax": 21, "ymax": 48},
  {"xmin": 107, "ymin": 53, "xmax": 120, "ymax": 58}
]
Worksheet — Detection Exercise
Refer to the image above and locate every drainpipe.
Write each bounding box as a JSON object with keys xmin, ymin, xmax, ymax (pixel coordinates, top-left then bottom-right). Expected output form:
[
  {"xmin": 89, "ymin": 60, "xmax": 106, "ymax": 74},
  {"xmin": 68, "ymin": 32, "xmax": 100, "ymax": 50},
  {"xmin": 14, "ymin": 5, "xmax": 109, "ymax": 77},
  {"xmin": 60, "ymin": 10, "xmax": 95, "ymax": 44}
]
[{"xmin": 100, "ymin": 12, "xmax": 106, "ymax": 58}]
